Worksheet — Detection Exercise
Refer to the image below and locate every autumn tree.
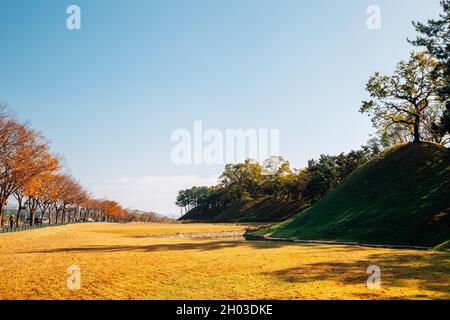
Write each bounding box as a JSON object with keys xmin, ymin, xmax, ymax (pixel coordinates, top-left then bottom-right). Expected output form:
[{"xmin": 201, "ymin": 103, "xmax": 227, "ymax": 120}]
[
  {"xmin": 12, "ymin": 187, "xmax": 26, "ymax": 227},
  {"xmin": 23, "ymin": 174, "xmax": 46, "ymax": 226},
  {"xmin": 69, "ymin": 187, "xmax": 88, "ymax": 223},
  {"xmin": 49, "ymin": 174, "xmax": 75, "ymax": 224},
  {"xmin": 85, "ymin": 198, "xmax": 102, "ymax": 222},
  {"xmin": 23, "ymin": 168, "xmax": 66, "ymax": 226},
  {"xmin": 62, "ymin": 180, "xmax": 86, "ymax": 223},
  {"xmin": 96, "ymin": 200, "xmax": 127, "ymax": 222},
  {"xmin": 361, "ymin": 52, "xmax": 447, "ymax": 144},
  {"xmin": 0, "ymin": 109, "xmax": 59, "ymax": 227}
]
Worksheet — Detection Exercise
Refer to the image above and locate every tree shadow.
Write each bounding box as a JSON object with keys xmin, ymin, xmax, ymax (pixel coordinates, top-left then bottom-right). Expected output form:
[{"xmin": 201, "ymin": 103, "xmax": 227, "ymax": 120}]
[
  {"xmin": 20, "ymin": 240, "xmax": 289, "ymax": 254},
  {"xmin": 265, "ymin": 251, "xmax": 450, "ymax": 298}
]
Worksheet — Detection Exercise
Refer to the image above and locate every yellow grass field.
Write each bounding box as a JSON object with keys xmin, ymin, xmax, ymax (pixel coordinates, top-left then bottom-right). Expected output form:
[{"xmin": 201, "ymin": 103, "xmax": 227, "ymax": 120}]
[{"xmin": 0, "ymin": 223, "xmax": 448, "ymax": 300}]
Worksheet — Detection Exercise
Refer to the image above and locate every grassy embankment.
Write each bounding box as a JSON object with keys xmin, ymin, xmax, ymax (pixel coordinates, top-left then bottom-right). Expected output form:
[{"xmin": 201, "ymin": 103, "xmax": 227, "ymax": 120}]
[{"xmin": 259, "ymin": 143, "xmax": 450, "ymax": 247}]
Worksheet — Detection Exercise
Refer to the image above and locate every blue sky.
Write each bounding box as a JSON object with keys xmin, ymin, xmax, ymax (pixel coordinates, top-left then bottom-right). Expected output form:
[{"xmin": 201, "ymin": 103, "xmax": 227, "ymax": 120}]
[{"xmin": 0, "ymin": 0, "xmax": 442, "ymax": 215}]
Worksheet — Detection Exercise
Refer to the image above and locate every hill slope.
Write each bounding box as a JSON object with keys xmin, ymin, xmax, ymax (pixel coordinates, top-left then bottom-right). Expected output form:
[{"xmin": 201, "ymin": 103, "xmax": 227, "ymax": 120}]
[
  {"xmin": 180, "ymin": 197, "xmax": 309, "ymax": 223},
  {"xmin": 260, "ymin": 143, "xmax": 450, "ymax": 246}
]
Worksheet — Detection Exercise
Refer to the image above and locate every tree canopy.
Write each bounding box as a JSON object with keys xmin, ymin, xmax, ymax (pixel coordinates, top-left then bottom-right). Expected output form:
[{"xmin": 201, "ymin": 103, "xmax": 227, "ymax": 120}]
[
  {"xmin": 361, "ymin": 52, "xmax": 447, "ymax": 145},
  {"xmin": 410, "ymin": 0, "xmax": 450, "ymax": 135}
]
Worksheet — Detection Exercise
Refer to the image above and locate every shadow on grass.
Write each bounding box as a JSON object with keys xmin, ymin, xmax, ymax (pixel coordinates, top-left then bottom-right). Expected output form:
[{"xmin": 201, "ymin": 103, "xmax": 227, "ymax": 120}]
[
  {"xmin": 266, "ymin": 251, "xmax": 450, "ymax": 298},
  {"xmin": 20, "ymin": 240, "xmax": 291, "ymax": 254}
]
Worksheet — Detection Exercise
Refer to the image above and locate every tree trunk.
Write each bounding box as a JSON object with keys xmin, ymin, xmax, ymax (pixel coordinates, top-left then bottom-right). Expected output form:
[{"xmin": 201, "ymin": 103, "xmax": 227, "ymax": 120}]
[
  {"xmin": 16, "ymin": 198, "xmax": 23, "ymax": 227},
  {"xmin": 413, "ymin": 115, "xmax": 421, "ymax": 143},
  {"xmin": 16, "ymin": 207, "xmax": 22, "ymax": 227},
  {"xmin": 0, "ymin": 201, "xmax": 4, "ymax": 228},
  {"xmin": 30, "ymin": 209, "xmax": 35, "ymax": 226}
]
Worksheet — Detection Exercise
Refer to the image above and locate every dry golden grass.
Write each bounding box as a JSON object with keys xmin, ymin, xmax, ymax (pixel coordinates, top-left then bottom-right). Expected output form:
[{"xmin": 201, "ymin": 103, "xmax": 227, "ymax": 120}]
[{"xmin": 0, "ymin": 223, "xmax": 448, "ymax": 300}]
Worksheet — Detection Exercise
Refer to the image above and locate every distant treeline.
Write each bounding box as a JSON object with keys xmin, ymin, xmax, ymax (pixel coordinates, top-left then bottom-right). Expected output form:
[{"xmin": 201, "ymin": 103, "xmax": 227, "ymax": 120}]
[
  {"xmin": 176, "ymin": 139, "xmax": 383, "ymax": 215},
  {"xmin": 125, "ymin": 211, "xmax": 172, "ymax": 223}
]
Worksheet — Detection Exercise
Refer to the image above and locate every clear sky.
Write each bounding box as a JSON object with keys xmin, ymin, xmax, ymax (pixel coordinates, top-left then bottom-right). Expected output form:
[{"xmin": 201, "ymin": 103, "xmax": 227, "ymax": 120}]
[{"xmin": 0, "ymin": 0, "xmax": 442, "ymax": 216}]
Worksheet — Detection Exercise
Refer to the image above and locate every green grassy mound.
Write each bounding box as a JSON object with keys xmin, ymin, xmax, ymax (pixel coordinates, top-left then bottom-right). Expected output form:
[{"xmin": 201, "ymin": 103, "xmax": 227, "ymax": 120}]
[
  {"xmin": 180, "ymin": 196, "xmax": 309, "ymax": 223},
  {"xmin": 260, "ymin": 143, "xmax": 450, "ymax": 247}
]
